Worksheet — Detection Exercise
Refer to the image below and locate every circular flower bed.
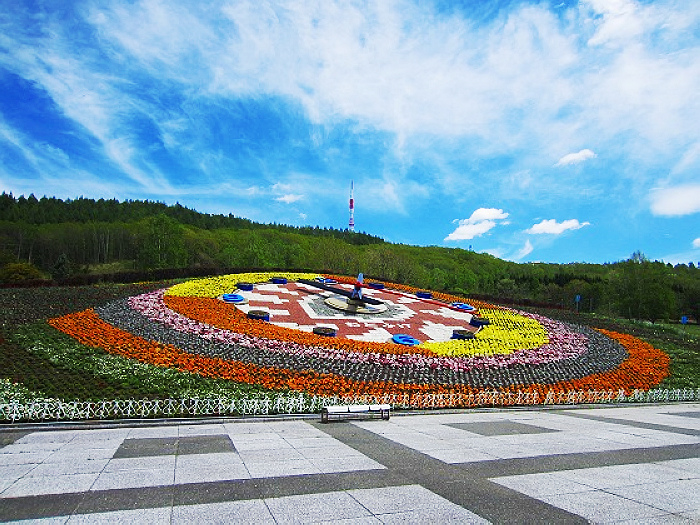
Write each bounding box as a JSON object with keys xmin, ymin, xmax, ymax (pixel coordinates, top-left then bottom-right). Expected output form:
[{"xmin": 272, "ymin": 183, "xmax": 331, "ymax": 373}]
[{"xmin": 47, "ymin": 272, "xmax": 670, "ymax": 407}]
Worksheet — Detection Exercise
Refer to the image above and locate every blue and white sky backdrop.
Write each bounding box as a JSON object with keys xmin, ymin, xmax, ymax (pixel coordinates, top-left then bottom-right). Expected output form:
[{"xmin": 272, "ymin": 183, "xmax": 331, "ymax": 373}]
[{"xmin": 1, "ymin": 0, "xmax": 699, "ymax": 264}]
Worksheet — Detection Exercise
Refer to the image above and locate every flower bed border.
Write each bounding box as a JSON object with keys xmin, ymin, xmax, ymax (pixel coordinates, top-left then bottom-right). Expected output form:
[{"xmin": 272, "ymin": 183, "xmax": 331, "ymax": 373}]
[{"xmin": 2, "ymin": 388, "xmax": 698, "ymax": 423}]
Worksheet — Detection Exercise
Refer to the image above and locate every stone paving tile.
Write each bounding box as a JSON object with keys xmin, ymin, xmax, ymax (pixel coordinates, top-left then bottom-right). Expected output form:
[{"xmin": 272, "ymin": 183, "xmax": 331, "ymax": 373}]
[
  {"xmin": 491, "ymin": 458, "xmax": 700, "ymax": 522},
  {"xmin": 293, "ymin": 442, "xmax": 364, "ymax": 460},
  {"xmin": 0, "ymin": 478, "xmax": 17, "ymax": 494},
  {"xmin": 538, "ymin": 490, "xmax": 670, "ymax": 523},
  {"xmin": 238, "ymin": 446, "xmax": 305, "ymax": 463},
  {"xmin": 175, "ymin": 464, "xmax": 251, "ymax": 484},
  {"xmin": 125, "ymin": 425, "xmax": 179, "ymax": 439},
  {"xmin": 614, "ymin": 516, "xmax": 697, "ymax": 525},
  {"xmin": 46, "ymin": 448, "xmax": 120, "ymax": 463},
  {"xmin": 490, "ymin": 471, "xmax": 593, "ymax": 498},
  {"xmin": 13, "ymin": 431, "xmax": 77, "ymax": 445},
  {"xmin": 661, "ymin": 457, "xmax": 700, "ymax": 473},
  {"xmin": 244, "ymin": 458, "xmax": 321, "ymax": 478},
  {"xmin": 559, "ymin": 462, "xmax": 696, "ymax": 489},
  {"xmin": 3, "ymin": 472, "xmax": 100, "ymax": 497},
  {"xmin": 177, "ymin": 423, "xmax": 229, "ymax": 436},
  {"xmin": 170, "ymin": 499, "xmax": 274, "ymax": 523},
  {"xmin": 91, "ymin": 468, "xmax": 175, "ymax": 491},
  {"xmin": 348, "ymin": 485, "xmax": 490, "ymax": 523},
  {"xmin": 70, "ymin": 429, "xmax": 131, "ymax": 443},
  {"xmin": 229, "ymin": 432, "xmax": 290, "ymax": 451},
  {"xmin": 265, "ymin": 490, "xmax": 373, "ymax": 523},
  {"xmin": 0, "ymin": 441, "xmax": 64, "ymax": 455},
  {"xmin": 66, "ymin": 506, "xmax": 173, "ymax": 524},
  {"xmin": 0, "ymin": 463, "xmax": 36, "ymax": 480},
  {"xmin": 607, "ymin": 478, "xmax": 700, "ymax": 514},
  {"xmin": 174, "ymin": 452, "xmax": 250, "ymax": 484},
  {"xmin": 103, "ymin": 454, "xmax": 176, "ymax": 472},
  {"xmin": 25, "ymin": 458, "xmax": 110, "ymax": 477}
]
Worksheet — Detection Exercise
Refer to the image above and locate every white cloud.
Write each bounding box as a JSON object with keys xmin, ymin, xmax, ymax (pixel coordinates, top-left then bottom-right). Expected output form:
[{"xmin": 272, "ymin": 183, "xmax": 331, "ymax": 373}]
[
  {"xmin": 5, "ymin": 0, "xmax": 698, "ymax": 187},
  {"xmin": 650, "ymin": 185, "xmax": 700, "ymax": 216},
  {"xmin": 693, "ymin": 238, "xmax": 700, "ymax": 249},
  {"xmin": 555, "ymin": 149, "xmax": 597, "ymax": 166},
  {"xmin": 467, "ymin": 208, "xmax": 510, "ymax": 222},
  {"xmin": 275, "ymin": 194, "xmax": 303, "ymax": 204},
  {"xmin": 672, "ymin": 142, "xmax": 700, "ymax": 175},
  {"xmin": 515, "ymin": 239, "xmax": 534, "ymax": 260},
  {"xmin": 584, "ymin": 0, "xmax": 646, "ymax": 48},
  {"xmin": 445, "ymin": 208, "xmax": 509, "ymax": 241},
  {"xmin": 526, "ymin": 219, "xmax": 591, "ymax": 235}
]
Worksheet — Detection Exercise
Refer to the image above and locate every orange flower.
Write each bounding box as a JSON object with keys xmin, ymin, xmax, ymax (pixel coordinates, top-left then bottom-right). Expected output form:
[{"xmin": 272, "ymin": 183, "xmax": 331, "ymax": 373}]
[{"xmin": 48, "ymin": 310, "xmax": 669, "ymax": 406}]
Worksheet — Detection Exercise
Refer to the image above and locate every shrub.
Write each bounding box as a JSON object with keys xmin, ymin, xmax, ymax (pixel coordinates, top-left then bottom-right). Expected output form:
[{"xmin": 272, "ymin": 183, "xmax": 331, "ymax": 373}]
[{"xmin": 0, "ymin": 262, "xmax": 45, "ymax": 284}]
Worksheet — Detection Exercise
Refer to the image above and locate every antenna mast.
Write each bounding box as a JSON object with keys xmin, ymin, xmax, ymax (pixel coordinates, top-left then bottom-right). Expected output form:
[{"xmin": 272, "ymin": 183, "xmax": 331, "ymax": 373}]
[{"xmin": 349, "ymin": 180, "xmax": 355, "ymax": 232}]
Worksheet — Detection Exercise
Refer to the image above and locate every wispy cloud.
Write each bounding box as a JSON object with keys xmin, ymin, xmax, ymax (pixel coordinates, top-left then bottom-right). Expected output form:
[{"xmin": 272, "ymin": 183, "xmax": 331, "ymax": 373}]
[
  {"xmin": 650, "ymin": 185, "xmax": 700, "ymax": 216},
  {"xmin": 275, "ymin": 194, "xmax": 303, "ymax": 204},
  {"xmin": 555, "ymin": 149, "xmax": 597, "ymax": 167},
  {"xmin": 515, "ymin": 239, "xmax": 534, "ymax": 260},
  {"xmin": 445, "ymin": 208, "xmax": 509, "ymax": 241},
  {"xmin": 526, "ymin": 219, "xmax": 591, "ymax": 234},
  {"xmin": 1, "ymin": 0, "xmax": 699, "ymax": 263}
]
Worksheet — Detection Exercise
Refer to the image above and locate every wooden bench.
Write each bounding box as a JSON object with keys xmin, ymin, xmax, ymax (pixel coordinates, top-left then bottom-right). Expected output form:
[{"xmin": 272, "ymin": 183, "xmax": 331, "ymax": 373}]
[{"xmin": 321, "ymin": 404, "xmax": 391, "ymax": 423}]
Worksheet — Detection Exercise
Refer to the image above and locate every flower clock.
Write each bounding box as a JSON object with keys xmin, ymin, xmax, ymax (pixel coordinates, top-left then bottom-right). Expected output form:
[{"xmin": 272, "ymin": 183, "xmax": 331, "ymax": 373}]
[{"xmin": 48, "ymin": 272, "xmax": 669, "ymax": 408}]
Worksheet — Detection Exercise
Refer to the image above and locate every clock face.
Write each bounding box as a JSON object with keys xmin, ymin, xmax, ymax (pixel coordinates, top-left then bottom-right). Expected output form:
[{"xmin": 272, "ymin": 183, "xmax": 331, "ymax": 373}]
[{"xmin": 231, "ymin": 280, "xmax": 478, "ymax": 344}]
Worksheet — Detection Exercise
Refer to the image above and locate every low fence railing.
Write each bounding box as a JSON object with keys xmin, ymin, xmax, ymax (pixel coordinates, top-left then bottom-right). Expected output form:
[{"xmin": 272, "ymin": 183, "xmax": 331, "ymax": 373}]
[{"xmin": 1, "ymin": 388, "xmax": 699, "ymax": 423}]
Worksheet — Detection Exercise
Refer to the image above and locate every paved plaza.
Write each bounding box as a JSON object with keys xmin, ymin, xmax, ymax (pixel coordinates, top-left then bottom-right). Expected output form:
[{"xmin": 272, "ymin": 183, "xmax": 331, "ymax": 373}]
[{"xmin": 0, "ymin": 403, "xmax": 698, "ymax": 523}]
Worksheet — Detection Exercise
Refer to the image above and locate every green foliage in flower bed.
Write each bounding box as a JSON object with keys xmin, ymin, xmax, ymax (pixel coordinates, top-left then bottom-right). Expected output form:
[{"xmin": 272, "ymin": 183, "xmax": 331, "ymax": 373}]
[
  {"xmin": 6, "ymin": 322, "xmax": 284, "ymax": 401},
  {"xmin": 0, "ymin": 282, "xmax": 168, "ymax": 329},
  {"xmin": 0, "ymin": 281, "xmax": 298, "ymax": 404}
]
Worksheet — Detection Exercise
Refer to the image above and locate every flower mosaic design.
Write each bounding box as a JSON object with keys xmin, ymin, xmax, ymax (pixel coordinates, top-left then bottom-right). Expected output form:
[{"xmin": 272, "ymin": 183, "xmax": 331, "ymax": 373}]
[{"xmin": 48, "ymin": 272, "xmax": 670, "ymax": 406}]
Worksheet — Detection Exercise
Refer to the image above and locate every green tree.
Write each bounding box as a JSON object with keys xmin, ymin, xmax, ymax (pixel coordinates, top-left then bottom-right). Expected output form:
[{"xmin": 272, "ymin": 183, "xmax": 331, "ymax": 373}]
[
  {"xmin": 611, "ymin": 253, "xmax": 676, "ymax": 322},
  {"xmin": 136, "ymin": 214, "xmax": 187, "ymax": 269},
  {"xmin": 51, "ymin": 253, "xmax": 73, "ymax": 280}
]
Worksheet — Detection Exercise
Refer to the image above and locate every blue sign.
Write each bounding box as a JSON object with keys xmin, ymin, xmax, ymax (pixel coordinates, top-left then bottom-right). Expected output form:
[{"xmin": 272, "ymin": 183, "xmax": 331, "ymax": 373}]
[
  {"xmin": 575, "ymin": 294, "xmax": 581, "ymax": 303},
  {"xmin": 681, "ymin": 316, "xmax": 688, "ymax": 325},
  {"xmin": 392, "ymin": 334, "xmax": 421, "ymax": 346}
]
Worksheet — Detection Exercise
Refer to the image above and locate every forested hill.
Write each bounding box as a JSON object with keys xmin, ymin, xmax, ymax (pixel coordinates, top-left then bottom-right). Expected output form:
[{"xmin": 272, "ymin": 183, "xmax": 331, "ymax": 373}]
[
  {"xmin": 1, "ymin": 193, "xmax": 698, "ymax": 323},
  {"xmin": 0, "ymin": 192, "xmax": 384, "ymax": 245}
]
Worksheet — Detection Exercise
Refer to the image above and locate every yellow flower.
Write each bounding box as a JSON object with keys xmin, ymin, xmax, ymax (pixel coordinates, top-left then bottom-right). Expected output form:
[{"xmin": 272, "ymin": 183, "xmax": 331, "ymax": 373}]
[
  {"xmin": 166, "ymin": 272, "xmax": 318, "ymax": 297},
  {"xmin": 421, "ymin": 309, "xmax": 548, "ymax": 357}
]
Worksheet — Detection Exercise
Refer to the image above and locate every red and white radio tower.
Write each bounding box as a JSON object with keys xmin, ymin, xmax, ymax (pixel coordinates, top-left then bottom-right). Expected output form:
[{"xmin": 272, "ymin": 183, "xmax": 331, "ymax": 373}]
[{"xmin": 348, "ymin": 180, "xmax": 355, "ymax": 232}]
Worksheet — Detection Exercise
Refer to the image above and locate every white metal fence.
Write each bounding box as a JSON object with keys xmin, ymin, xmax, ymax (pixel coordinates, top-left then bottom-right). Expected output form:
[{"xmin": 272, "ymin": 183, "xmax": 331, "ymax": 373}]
[{"xmin": 1, "ymin": 388, "xmax": 699, "ymax": 423}]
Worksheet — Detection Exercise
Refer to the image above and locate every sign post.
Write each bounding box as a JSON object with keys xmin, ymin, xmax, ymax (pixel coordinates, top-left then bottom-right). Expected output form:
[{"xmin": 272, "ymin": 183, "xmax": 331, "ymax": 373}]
[{"xmin": 575, "ymin": 294, "xmax": 581, "ymax": 314}]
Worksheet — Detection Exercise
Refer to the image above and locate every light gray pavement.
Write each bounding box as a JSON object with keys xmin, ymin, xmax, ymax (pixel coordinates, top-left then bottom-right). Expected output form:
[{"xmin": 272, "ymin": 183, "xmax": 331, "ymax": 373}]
[{"xmin": 0, "ymin": 403, "xmax": 698, "ymax": 524}]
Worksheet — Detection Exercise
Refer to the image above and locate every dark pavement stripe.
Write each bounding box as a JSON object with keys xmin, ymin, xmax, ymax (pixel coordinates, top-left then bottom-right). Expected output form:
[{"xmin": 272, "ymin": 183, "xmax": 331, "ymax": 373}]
[
  {"xmin": 462, "ymin": 443, "xmax": 700, "ymax": 478},
  {"xmin": 0, "ymin": 430, "xmax": 31, "ymax": 449},
  {"xmin": 552, "ymin": 409, "xmax": 700, "ymax": 436},
  {"xmin": 0, "ymin": 469, "xmax": 403, "ymax": 522},
  {"xmin": 313, "ymin": 421, "xmax": 588, "ymax": 524}
]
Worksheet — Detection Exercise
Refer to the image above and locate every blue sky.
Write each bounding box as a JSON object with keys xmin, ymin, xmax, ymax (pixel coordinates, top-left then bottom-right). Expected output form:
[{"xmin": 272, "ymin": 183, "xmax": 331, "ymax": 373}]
[{"xmin": 1, "ymin": 0, "xmax": 699, "ymax": 264}]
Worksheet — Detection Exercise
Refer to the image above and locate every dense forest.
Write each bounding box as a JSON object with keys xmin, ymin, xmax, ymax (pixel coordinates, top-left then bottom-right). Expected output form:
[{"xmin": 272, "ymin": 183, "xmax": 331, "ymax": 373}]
[{"xmin": 1, "ymin": 192, "xmax": 698, "ymax": 323}]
